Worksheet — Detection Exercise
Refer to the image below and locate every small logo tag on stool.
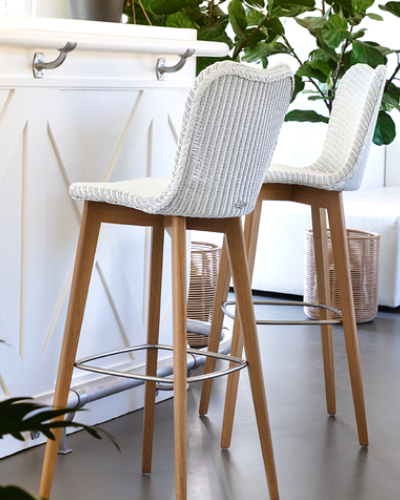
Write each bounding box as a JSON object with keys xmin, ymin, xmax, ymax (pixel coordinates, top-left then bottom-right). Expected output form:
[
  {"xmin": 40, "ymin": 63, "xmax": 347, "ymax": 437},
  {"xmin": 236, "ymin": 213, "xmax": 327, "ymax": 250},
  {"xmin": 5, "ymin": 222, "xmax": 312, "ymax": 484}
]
[{"xmin": 235, "ymin": 201, "xmax": 248, "ymax": 210}]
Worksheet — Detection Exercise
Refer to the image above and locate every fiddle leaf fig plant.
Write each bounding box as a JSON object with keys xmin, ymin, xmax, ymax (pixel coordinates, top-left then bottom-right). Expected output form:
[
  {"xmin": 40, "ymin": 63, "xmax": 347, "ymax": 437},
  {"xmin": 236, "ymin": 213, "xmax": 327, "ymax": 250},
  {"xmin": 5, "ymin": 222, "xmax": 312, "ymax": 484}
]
[{"xmin": 124, "ymin": 0, "xmax": 400, "ymax": 145}]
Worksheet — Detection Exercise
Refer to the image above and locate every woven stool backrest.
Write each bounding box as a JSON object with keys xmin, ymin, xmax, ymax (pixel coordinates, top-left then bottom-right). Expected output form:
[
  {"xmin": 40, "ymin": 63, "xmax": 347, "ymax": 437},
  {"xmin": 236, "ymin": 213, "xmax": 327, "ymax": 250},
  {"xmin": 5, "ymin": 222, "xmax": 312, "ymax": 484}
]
[
  {"xmin": 314, "ymin": 63, "xmax": 386, "ymax": 191},
  {"xmin": 157, "ymin": 61, "xmax": 293, "ymax": 218}
]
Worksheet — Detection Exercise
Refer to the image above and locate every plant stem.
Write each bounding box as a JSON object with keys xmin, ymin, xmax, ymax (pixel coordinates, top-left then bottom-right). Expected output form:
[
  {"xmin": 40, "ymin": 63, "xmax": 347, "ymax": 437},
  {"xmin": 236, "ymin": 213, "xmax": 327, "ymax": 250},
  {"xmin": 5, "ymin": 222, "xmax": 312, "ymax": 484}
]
[
  {"xmin": 207, "ymin": 0, "xmax": 215, "ymax": 28},
  {"xmin": 329, "ymin": 15, "xmax": 356, "ymax": 110},
  {"xmin": 283, "ymin": 35, "xmax": 330, "ymax": 109},
  {"xmin": 384, "ymin": 62, "xmax": 400, "ymax": 92},
  {"xmin": 322, "ymin": 0, "xmax": 325, "ymax": 16},
  {"xmin": 138, "ymin": 0, "xmax": 152, "ymax": 25},
  {"xmin": 132, "ymin": 0, "xmax": 136, "ymax": 24},
  {"xmin": 232, "ymin": 16, "xmax": 266, "ymax": 61}
]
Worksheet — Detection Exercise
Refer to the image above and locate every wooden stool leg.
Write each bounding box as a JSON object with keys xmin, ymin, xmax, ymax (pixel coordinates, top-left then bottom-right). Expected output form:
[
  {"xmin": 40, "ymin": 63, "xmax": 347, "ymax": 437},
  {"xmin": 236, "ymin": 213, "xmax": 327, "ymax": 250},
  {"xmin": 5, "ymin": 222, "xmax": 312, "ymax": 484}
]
[
  {"xmin": 142, "ymin": 226, "xmax": 165, "ymax": 474},
  {"xmin": 170, "ymin": 216, "xmax": 188, "ymax": 500},
  {"xmin": 198, "ymin": 241, "xmax": 231, "ymax": 416},
  {"xmin": 39, "ymin": 202, "xmax": 102, "ymax": 500},
  {"xmin": 311, "ymin": 206, "xmax": 336, "ymax": 416},
  {"xmin": 221, "ymin": 199, "xmax": 262, "ymax": 449},
  {"xmin": 225, "ymin": 217, "xmax": 279, "ymax": 500},
  {"xmin": 327, "ymin": 193, "xmax": 368, "ymax": 446}
]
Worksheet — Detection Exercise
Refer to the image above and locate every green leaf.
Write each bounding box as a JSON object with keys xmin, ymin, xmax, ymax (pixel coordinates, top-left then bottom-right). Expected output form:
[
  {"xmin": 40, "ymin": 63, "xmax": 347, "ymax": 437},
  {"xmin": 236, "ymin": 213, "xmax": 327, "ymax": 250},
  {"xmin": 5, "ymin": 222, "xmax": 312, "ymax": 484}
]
[
  {"xmin": 264, "ymin": 17, "xmax": 285, "ymax": 35},
  {"xmin": 151, "ymin": 0, "xmax": 202, "ymax": 15},
  {"xmin": 379, "ymin": 1, "xmax": 400, "ymax": 17},
  {"xmin": 273, "ymin": 0, "xmax": 315, "ymax": 8},
  {"xmin": 297, "ymin": 60, "xmax": 332, "ymax": 83},
  {"xmin": 352, "ymin": 0, "xmax": 374, "ymax": 12},
  {"xmin": 269, "ymin": 4, "xmax": 313, "ymax": 16},
  {"xmin": 291, "ymin": 74, "xmax": 305, "ymax": 102},
  {"xmin": 197, "ymin": 16, "xmax": 233, "ymax": 48},
  {"xmin": 243, "ymin": 43, "xmax": 269, "ymax": 67},
  {"xmin": 367, "ymin": 12, "xmax": 384, "ymax": 19},
  {"xmin": 309, "ymin": 49, "xmax": 330, "ymax": 62},
  {"xmin": 0, "ymin": 398, "xmax": 121, "ymax": 451},
  {"xmin": 246, "ymin": 6, "xmax": 266, "ymax": 25},
  {"xmin": 285, "ymin": 109, "xmax": 329, "ymax": 123},
  {"xmin": 244, "ymin": 0, "xmax": 265, "ymax": 8},
  {"xmin": 229, "ymin": 0, "xmax": 248, "ymax": 37},
  {"xmin": 321, "ymin": 14, "xmax": 349, "ymax": 48},
  {"xmin": 0, "ymin": 485, "xmax": 38, "ymax": 499},
  {"xmin": 332, "ymin": 0, "xmax": 354, "ymax": 15},
  {"xmin": 196, "ymin": 56, "xmax": 231, "ymax": 74},
  {"xmin": 373, "ymin": 111, "xmax": 396, "ymax": 145},
  {"xmin": 363, "ymin": 41, "xmax": 393, "ymax": 55},
  {"xmin": 166, "ymin": 11, "xmax": 196, "ymax": 28},
  {"xmin": 351, "ymin": 40, "xmax": 388, "ymax": 67},
  {"xmin": 351, "ymin": 28, "xmax": 367, "ymax": 39}
]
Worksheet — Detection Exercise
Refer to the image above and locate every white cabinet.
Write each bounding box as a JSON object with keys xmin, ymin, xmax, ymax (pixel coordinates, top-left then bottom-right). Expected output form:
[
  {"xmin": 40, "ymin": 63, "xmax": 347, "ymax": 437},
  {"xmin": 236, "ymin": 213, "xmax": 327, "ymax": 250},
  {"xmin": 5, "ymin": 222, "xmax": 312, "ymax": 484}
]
[{"xmin": 0, "ymin": 15, "xmax": 228, "ymax": 457}]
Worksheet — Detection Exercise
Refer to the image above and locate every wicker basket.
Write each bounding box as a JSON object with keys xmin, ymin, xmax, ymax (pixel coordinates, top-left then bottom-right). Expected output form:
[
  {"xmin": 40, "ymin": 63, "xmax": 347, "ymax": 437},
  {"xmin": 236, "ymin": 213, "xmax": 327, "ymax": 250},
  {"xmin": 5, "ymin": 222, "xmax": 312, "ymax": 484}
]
[
  {"xmin": 187, "ymin": 242, "xmax": 221, "ymax": 347},
  {"xmin": 304, "ymin": 229, "xmax": 380, "ymax": 323}
]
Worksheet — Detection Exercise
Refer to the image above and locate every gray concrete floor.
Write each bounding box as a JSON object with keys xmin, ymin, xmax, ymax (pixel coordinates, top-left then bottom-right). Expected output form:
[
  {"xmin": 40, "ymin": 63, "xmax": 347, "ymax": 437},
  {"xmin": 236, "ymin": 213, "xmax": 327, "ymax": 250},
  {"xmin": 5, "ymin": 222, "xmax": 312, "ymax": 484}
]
[{"xmin": 2, "ymin": 294, "xmax": 400, "ymax": 499}]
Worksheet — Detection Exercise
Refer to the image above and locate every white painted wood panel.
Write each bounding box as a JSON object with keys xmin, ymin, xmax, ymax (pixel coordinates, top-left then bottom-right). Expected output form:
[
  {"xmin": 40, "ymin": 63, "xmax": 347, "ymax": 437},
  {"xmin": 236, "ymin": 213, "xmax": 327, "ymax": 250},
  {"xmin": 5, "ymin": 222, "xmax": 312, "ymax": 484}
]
[{"xmin": 0, "ymin": 17, "xmax": 228, "ymax": 458}]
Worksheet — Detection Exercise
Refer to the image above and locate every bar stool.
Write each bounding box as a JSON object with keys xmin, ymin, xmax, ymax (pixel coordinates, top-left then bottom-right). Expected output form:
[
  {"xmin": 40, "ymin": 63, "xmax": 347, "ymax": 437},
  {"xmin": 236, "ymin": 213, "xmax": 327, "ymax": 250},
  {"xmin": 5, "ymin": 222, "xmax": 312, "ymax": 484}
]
[
  {"xmin": 39, "ymin": 61, "xmax": 294, "ymax": 500},
  {"xmin": 199, "ymin": 63, "xmax": 387, "ymax": 450}
]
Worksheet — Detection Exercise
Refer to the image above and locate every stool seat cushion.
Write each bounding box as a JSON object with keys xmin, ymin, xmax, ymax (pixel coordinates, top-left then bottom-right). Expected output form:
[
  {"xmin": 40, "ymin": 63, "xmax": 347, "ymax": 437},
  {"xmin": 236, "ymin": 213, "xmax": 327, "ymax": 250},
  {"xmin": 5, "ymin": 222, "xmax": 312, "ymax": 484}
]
[{"xmin": 70, "ymin": 177, "xmax": 172, "ymax": 213}]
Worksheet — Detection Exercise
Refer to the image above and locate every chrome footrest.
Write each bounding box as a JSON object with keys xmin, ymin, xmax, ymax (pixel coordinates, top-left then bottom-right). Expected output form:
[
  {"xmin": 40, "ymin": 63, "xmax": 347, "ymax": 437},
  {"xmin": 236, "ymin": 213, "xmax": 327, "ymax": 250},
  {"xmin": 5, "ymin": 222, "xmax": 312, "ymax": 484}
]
[
  {"xmin": 222, "ymin": 300, "xmax": 342, "ymax": 326},
  {"xmin": 75, "ymin": 344, "xmax": 247, "ymax": 384}
]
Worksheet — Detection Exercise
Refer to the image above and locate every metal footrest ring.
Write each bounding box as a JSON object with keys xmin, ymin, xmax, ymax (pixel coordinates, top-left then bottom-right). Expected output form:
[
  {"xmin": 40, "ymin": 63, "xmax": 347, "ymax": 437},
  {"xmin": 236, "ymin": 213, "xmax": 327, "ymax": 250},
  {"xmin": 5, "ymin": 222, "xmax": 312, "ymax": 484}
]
[
  {"xmin": 222, "ymin": 300, "xmax": 342, "ymax": 326},
  {"xmin": 75, "ymin": 344, "xmax": 247, "ymax": 384}
]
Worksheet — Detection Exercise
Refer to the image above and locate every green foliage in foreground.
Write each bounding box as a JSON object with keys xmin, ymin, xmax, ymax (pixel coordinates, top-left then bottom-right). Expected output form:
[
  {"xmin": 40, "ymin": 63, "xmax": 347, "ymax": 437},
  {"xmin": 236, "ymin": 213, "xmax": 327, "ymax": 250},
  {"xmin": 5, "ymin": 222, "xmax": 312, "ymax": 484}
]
[
  {"xmin": 0, "ymin": 398, "xmax": 120, "ymax": 499},
  {"xmin": 124, "ymin": 0, "xmax": 400, "ymax": 145}
]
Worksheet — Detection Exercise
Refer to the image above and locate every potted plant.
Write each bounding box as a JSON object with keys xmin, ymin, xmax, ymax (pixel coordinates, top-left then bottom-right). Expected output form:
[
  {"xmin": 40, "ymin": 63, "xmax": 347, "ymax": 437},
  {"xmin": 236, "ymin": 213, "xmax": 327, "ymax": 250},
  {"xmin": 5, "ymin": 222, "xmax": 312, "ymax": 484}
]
[{"xmin": 123, "ymin": 0, "xmax": 400, "ymax": 145}]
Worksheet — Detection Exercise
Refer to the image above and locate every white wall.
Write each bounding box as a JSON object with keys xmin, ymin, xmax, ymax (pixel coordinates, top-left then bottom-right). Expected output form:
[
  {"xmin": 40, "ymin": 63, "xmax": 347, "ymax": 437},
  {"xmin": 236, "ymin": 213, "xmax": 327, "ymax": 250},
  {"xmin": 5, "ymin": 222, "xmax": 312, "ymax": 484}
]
[{"xmin": 37, "ymin": 0, "xmax": 70, "ymax": 18}]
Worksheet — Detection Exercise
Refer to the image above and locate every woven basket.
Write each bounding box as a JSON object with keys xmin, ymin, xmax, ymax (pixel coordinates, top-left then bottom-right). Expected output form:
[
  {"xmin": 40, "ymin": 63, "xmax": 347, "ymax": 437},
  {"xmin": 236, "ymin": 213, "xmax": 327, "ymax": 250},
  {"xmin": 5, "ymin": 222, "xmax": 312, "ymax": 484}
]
[
  {"xmin": 187, "ymin": 242, "xmax": 221, "ymax": 347},
  {"xmin": 304, "ymin": 229, "xmax": 380, "ymax": 324}
]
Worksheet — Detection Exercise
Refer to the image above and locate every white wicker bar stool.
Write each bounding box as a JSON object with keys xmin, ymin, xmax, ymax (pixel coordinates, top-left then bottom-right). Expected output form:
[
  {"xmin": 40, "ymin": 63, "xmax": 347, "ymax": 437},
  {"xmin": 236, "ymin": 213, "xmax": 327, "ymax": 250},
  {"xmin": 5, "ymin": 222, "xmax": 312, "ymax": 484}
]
[
  {"xmin": 199, "ymin": 63, "xmax": 387, "ymax": 450},
  {"xmin": 39, "ymin": 61, "xmax": 294, "ymax": 500}
]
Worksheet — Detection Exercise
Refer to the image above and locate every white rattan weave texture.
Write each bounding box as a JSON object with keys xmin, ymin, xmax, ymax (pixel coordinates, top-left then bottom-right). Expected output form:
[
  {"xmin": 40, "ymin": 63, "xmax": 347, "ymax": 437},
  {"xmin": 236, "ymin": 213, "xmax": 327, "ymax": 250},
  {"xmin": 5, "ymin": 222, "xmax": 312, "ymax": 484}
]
[
  {"xmin": 265, "ymin": 64, "xmax": 387, "ymax": 191},
  {"xmin": 70, "ymin": 61, "xmax": 294, "ymax": 218}
]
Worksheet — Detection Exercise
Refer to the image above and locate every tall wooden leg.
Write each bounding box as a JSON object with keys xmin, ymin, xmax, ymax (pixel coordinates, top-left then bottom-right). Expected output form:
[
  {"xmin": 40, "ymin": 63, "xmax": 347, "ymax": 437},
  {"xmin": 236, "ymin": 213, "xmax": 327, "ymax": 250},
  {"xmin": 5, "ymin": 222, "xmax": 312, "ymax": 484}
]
[
  {"xmin": 327, "ymin": 193, "xmax": 368, "ymax": 446},
  {"xmin": 221, "ymin": 198, "xmax": 262, "ymax": 449},
  {"xmin": 39, "ymin": 202, "xmax": 102, "ymax": 500},
  {"xmin": 311, "ymin": 206, "xmax": 336, "ymax": 416},
  {"xmin": 198, "ymin": 241, "xmax": 231, "ymax": 416},
  {"xmin": 225, "ymin": 217, "xmax": 279, "ymax": 500},
  {"xmin": 170, "ymin": 216, "xmax": 188, "ymax": 500},
  {"xmin": 142, "ymin": 226, "xmax": 164, "ymax": 474}
]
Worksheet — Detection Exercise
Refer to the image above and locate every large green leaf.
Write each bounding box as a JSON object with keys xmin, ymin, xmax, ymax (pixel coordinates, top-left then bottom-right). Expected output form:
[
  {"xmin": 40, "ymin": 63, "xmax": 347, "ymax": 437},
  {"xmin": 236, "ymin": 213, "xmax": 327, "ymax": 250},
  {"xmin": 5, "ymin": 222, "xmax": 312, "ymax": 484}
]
[
  {"xmin": 379, "ymin": 1, "xmax": 400, "ymax": 17},
  {"xmin": 198, "ymin": 17, "xmax": 233, "ymax": 48},
  {"xmin": 321, "ymin": 14, "xmax": 349, "ymax": 48},
  {"xmin": 373, "ymin": 111, "xmax": 396, "ymax": 145},
  {"xmin": 151, "ymin": 0, "xmax": 202, "ymax": 15},
  {"xmin": 0, "ymin": 485, "xmax": 38, "ymax": 499},
  {"xmin": 246, "ymin": 6, "xmax": 266, "ymax": 25},
  {"xmin": 285, "ymin": 109, "xmax": 329, "ymax": 123},
  {"xmin": 297, "ymin": 60, "xmax": 332, "ymax": 83},
  {"xmin": 166, "ymin": 11, "xmax": 196, "ymax": 28},
  {"xmin": 351, "ymin": 40, "xmax": 388, "ymax": 67},
  {"xmin": 264, "ymin": 17, "xmax": 285, "ymax": 35},
  {"xmin": 229, "ymin": 0, "xmax": 248, "ymax": 37},
  {"xmin": 352, "ymin": 0, "xmax": 374, "ymax": 12}
]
